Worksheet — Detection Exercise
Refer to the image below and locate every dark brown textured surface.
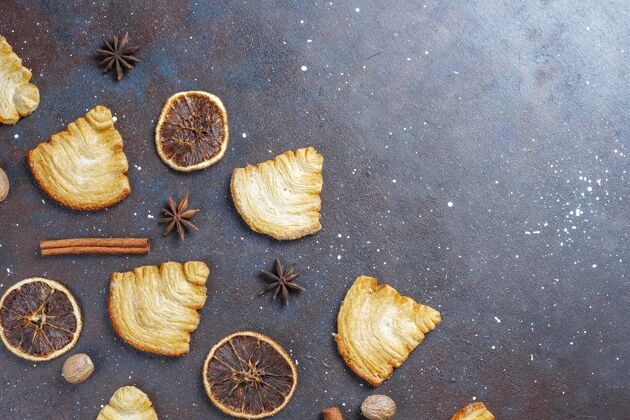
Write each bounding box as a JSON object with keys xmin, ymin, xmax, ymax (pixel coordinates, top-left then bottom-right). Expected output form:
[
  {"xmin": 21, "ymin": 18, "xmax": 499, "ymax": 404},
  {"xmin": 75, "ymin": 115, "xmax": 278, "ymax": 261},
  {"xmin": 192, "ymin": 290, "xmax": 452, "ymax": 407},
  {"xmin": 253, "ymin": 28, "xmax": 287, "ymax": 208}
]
[{"xmin": 0, "ymin": 0, "xmax": 629, "ymax": 419}]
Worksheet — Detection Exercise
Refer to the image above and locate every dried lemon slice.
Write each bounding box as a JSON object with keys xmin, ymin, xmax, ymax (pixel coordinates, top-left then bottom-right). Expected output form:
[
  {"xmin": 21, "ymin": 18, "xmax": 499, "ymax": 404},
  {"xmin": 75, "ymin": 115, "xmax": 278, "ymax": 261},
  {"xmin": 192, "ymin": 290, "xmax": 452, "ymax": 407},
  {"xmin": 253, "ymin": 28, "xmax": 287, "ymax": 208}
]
[
  {"xmin": 97, "ymin": 386, "xmax": 158, "ymax": 420},
  {"xmin": 0, "ymin": 278, "xmax": 82, "ymax": 361},
  {"xmin": 451, "ymin": 402, "xmax": 495, "ymax": 420},
  {"xmin": 0, "ymin": 35, "xmax": 39, "ymax": 125},
  {"xmin": 155, "ymin": 91, "xmax": 229, "ymax": 171},
  {"xmin": 231, "ymin": 147, "xmax": 323, "ymax": 240},
  {"xmin": 203, "ymin": 331, "xmax": 297, "ymax": 419},
  {"xmin": 335, "ymin": 276, "xmax": 441, "ymax": 386},
  {"xmin": 27, "ymin": 106, "xmax": 130, "ymax": 211},
  {"xmin": 109, "ymin": 261, "xmax": 208, "ymax": 356}
]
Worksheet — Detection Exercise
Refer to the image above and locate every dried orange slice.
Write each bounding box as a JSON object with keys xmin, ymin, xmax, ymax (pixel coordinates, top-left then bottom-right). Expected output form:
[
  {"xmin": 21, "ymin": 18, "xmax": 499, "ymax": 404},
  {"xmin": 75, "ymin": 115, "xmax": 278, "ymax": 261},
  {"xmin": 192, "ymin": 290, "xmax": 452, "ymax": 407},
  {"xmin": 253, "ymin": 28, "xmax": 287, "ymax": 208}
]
[
  {"xmin": 155, "ymin": 91, "xmax": 229, "ymax": 171},
  {"xmin": 0, "ymin": 278, "xmax": 82, "ymax": 361},
  {"xmin": 203, "ymin": 331, "xmax": 297, "ymax": 419}
]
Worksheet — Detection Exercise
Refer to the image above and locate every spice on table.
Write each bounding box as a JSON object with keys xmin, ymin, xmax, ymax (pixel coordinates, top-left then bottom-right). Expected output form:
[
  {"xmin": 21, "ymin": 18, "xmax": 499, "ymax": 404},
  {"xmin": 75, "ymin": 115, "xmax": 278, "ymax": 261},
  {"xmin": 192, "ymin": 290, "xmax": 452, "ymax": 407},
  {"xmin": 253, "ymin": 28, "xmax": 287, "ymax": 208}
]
[
  {"xmin": 40, "ymin": 237, "xmax": 150, "ymax": 256},
  {"xmin": 260, "ymin": 258, "xmax": 305, "ymax": 305},
  {"xmin": 322, "ymin": 406, "xmax": 344, "ymax": 420},
  {"xmin": 361, "ymin": 395, "xmax": 397, "ymax": 420},
  {"xmin": 159, "ymin": 192, "xmax": 199, "ymax": 240},
  {"xmin": 0, "ymin": 168, "xmax": 8, "ymax": 201},
  {"xmin": 62, "ymin": 353, "xmax": 94, "ymax": 384},
  {"xmin": 96, "ymin": 32, "xmax": 140, "ymax": 81}
]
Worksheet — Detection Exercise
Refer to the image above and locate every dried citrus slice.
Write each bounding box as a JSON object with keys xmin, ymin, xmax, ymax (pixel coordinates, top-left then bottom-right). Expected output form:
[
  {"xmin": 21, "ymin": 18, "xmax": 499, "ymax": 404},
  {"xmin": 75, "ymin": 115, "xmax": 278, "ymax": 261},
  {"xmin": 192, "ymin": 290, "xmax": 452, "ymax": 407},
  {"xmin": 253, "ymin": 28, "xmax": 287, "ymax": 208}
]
[
  {"xmin": 155, "ymin": 91, "xmax": 229, "ymax": 171},
  {"xmin": 203, "ymin": 331, "xmax": 297, "ymax": 419},
  {"xmin": 0, "ymin": 278, "xmax": 82, "ymax": 361}
]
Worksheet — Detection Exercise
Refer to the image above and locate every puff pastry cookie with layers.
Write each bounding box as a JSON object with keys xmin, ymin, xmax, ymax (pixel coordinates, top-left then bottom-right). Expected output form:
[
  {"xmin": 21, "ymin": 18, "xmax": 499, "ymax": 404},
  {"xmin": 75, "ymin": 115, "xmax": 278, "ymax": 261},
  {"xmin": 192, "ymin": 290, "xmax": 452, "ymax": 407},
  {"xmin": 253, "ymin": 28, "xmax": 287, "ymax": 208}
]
[
  {"xmin": 0, "ymin": 35, "xmax": 39, "ymax": 125},
  {"xmin": 28, "ymin": 106, "xmax": 130, "ymax": 210},
  {"xmin": 97, "ymin": 386, "xmax": 158, "ymax": 420},
  {"xmin": 335, "ymin": 276, "xmax": 441, "ymax": 386},
  {"xmin": 451, "ymin": 402, "xmax": 495, "ymax": 420},
  {"xmin": 231, "ymin": 147, "xmax": 323, "ymax": 240},
  {"xmin": 109, "ymin": 261, "xmax": 208, "ymax": 356}
]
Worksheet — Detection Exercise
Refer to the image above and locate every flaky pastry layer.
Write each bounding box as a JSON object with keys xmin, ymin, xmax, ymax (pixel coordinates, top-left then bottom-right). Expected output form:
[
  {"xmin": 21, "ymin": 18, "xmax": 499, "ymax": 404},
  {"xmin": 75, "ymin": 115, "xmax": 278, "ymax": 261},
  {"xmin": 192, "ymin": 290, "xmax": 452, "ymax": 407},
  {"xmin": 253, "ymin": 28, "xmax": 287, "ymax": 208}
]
[
  {"xmin": 28, "ymin": 106, "xmax": 130, "ymax": 210},
  {"xmin": 109, "ymin": 261, "xmax": 208, "ymax": 356},
  {"xmin": 97, "ymin": 386, "xmax": 158, "ymax": 420},
  {"xmin": 231, "ymin": 147, "xmax": 323, "ymax": 240},
  {"xmin": 451, "ymin": 402, "xmax": 495, "ymax": 420},
  {"xmin": 336, "ymin": 275, "xmax": 441, "ymax": 386},
  {"xmin": 0, "ymin": 35, "xmax": 39, "ymax": 125}
]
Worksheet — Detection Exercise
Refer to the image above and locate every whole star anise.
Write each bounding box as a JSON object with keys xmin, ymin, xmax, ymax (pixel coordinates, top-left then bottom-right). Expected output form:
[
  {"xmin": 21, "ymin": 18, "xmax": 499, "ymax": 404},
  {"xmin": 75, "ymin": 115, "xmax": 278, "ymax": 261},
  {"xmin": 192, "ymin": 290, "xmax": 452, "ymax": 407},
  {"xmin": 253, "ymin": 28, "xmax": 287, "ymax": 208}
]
[
  {"xmin": 96, "ymin": 32, "xmax": 140, "ymax": 81},
  {"xmin": 159, "ymin": 193, "xmax": 199, "ymax": 240},
  {"xmin": 260, "ymin": 258, "xmax": 305, "ymax": 305}
]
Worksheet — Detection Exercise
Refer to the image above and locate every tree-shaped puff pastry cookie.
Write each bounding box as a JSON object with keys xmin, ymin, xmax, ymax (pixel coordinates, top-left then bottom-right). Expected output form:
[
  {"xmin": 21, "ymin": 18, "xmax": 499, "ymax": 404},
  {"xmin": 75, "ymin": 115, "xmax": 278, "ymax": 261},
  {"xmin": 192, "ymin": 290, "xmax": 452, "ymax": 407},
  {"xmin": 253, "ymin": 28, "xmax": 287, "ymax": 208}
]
[
  {"xmin": 231, "ymin": 147, "xmax": 323, "ymax": 240},
  {"xmin": 336, "ymin": 275, "xmax": 441, "ymax": 386},
  {"xmin": 0, "ymin": 35, "xmax": 39, "ymax": 125},
  {"xmin": 97, "ymin": 386, "xmax": 158, "ymax": 420},
  {"xmin": 109, "ymin": 261, "xmax": 208, "ymax": 356},
  {"xmin": 451, "ymin": 402, "xmax": 495, "ymax": 420},
  {"xmin": 28, "ymin": 106, "xmax": 130, "ymax": 210}
]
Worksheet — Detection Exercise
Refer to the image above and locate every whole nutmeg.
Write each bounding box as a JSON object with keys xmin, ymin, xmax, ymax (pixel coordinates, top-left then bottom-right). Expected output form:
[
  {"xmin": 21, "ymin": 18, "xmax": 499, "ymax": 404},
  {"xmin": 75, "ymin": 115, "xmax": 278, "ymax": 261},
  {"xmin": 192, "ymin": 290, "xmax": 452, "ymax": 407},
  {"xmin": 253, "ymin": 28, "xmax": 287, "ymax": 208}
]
[
  {"xmin": 62, "ymin": 353, "xmax": 94, "ymax": 384},
  {"xmin": 0, "ymin": 168, "xmax": 9, "ymax": 202},
  {"xmin": 361, "ymin": 394, "xmax": 397, "ymax": 420}
]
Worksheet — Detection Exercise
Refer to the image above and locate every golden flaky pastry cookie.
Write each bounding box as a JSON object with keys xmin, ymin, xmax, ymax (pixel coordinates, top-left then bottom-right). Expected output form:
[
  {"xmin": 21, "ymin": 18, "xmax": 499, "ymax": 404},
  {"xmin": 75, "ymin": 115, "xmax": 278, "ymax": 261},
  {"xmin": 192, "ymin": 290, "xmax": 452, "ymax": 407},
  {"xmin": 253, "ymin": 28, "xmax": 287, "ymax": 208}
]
[
  {"xmin": 109, "ymin": 261, "xmax": 208, "ymax": 356},
  {"xmin": 335, "ymin": 276, "xmax": 441, "ymax": 386},
  {"xmin": 0, "ymin": 35, "xmax": 39, "ymax": 125},
  {"xmin": 231, "ymin": 147, "xmax": 323, "ymax": 240},
  {"xmin": 97, "ymin": 386, "xmax": 158, "ymax": 420},
  {"xmin": 451, "ymin": 402, "xmax": 495, "ymax": 420},
  {"xmin": 27, "ymin": 106, "xmax": 130, "ymax": 211}
]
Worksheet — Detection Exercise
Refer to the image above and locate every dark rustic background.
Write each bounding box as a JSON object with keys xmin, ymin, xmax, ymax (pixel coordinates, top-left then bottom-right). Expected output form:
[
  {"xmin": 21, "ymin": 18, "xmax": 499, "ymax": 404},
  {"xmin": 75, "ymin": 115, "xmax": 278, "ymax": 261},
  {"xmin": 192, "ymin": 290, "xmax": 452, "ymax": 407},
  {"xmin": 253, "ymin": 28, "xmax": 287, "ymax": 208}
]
[{"xmin": 1, "ymin": 1, "xmax": 629, "ymax": 419}]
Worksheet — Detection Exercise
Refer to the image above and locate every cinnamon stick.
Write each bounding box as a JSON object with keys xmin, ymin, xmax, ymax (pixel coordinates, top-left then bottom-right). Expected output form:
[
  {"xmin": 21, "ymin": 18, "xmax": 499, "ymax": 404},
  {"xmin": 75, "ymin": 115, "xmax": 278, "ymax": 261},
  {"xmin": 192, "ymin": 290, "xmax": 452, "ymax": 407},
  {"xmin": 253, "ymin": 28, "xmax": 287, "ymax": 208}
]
[
  {"xmin": 322, "ymin": 406, "xmax": 343, "ymax": 420},
  {"xmin": 41, "ymin": 238, "xmax": 149, "ymax": 249},
  {"xmin": 40, "ymin": 238, "xmax": 150, "ymax": 256},
  {"xmin": 41, "ymin": 247, "xmax": 149, "ymax": 256}
]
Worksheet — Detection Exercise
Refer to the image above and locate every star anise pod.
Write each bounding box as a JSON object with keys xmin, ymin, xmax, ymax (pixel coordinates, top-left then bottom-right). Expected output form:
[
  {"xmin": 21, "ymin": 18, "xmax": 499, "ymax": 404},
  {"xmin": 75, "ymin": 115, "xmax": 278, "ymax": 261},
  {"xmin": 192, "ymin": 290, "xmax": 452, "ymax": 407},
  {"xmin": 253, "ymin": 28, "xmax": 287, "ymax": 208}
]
[
  {"xmin": 159, "ymin": 192, "xmax": 199, "ymax": 240},
  {"xmin": 96, "ymin": 32, "xmax": 140, "ymax": 81},
  {"xmin": 260, "ymin": 258, "xmax": 305, "ymax": 305}
]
